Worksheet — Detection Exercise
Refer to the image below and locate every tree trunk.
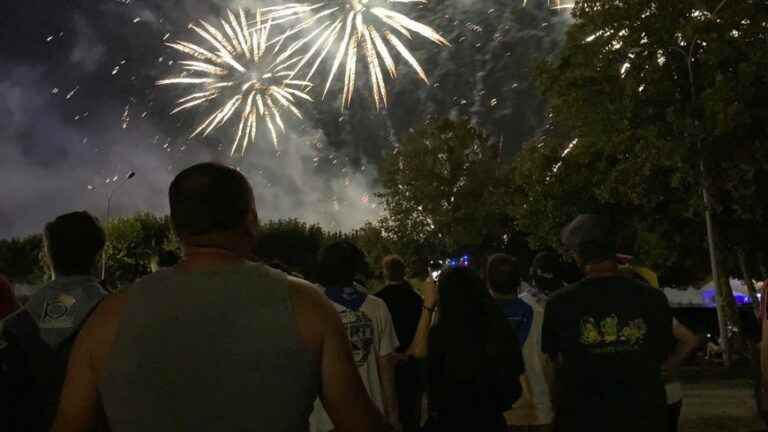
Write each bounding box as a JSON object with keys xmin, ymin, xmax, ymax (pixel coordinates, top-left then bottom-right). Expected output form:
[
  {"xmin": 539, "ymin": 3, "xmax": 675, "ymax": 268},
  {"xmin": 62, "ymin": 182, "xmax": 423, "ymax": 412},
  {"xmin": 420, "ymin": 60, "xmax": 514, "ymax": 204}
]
[
  {"xmin": 738, "ymin": 248, "xmax": 760, "ymax": 318},
  {"xmin": 703, "ymin": 185, "xmax": 741, "ymax": 367}
]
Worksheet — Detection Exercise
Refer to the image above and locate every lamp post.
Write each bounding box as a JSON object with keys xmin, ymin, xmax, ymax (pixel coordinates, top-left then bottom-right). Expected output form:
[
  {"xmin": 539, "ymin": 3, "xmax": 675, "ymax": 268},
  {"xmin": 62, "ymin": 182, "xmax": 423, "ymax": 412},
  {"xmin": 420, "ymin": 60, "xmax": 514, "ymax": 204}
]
[{"xmin": 101, "ymin": 171, "xmax": 136, "ymax": 281}]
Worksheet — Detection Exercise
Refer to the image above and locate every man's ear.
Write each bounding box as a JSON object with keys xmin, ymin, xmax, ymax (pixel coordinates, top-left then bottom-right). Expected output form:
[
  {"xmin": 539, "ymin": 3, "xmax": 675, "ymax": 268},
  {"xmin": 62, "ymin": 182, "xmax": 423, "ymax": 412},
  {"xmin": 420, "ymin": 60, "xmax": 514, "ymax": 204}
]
[{"xmin": 245, "ymin": 208, "xmax": 259, "ymax": 240}]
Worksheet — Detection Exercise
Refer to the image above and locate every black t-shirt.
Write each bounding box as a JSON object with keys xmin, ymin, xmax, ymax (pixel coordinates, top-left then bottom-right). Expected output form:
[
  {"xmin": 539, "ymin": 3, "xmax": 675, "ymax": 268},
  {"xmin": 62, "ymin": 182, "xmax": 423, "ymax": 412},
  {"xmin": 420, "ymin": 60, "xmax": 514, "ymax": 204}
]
[
  {"xmin": 542, "ymin": 276, "xmax": 674, "ymax": 432},
  {"xmin": 375, "ymin": 281, "xmax": 423, "ymax": 352}
]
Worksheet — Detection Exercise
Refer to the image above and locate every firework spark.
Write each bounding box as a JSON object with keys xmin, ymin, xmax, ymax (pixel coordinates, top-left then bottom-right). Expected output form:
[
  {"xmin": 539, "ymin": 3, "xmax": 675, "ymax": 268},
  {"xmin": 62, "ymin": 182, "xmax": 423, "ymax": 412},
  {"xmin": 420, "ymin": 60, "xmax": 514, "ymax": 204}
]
[
  {"xmin": 258, "ymin": 0, "xmax": 449, "ymax": 111},
  {"xmin": 158, "ymin": 9, "xmax": 312, "ymax": 155}
]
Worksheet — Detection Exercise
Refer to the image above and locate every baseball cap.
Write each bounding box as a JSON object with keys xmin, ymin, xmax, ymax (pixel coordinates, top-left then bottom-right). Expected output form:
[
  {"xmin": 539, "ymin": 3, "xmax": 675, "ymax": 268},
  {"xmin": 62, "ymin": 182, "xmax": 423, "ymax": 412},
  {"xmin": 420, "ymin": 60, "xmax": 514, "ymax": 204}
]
[{"xmin": 561, "ymin": 214, "xmax": 617, "ymax": 264}]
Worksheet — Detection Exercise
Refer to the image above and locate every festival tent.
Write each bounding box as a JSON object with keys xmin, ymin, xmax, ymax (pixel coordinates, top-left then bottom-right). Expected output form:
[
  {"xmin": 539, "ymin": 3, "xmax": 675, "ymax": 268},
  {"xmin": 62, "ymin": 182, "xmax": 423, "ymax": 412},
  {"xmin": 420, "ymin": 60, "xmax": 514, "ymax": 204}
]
[{"xmin": 664, "ymin": 279, "xmax": 759, "ymax": 308}]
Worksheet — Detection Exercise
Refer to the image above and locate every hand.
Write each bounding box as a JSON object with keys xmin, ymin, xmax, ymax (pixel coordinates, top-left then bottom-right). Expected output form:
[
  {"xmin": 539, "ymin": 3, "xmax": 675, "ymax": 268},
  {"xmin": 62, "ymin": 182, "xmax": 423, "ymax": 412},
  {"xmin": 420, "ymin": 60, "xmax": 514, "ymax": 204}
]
[
  {"xmin": 423, "ymin": 277, "xmax": 439, "ymax": 310},
  {"xmin": 390, "ymin": 352, "xmax": 409, "ymax": 366}
]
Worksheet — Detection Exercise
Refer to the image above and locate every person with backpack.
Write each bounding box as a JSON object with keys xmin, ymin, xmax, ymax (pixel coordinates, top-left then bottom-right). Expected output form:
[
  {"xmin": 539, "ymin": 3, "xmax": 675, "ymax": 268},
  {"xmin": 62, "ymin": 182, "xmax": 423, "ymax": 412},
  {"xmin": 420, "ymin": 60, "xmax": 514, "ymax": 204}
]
[
  {"xmin": 310, "ymin": 241, "xmax": 401, "ymax": 432},
  {"xmin": 2, "ymin": 212, "xmax": 107, "ymax": 432}
]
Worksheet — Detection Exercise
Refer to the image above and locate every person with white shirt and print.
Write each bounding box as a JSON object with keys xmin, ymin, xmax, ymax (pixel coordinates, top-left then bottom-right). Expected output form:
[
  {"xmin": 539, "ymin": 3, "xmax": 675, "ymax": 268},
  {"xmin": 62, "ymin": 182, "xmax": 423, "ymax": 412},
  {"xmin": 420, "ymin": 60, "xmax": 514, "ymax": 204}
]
[{"xmin": 311, "ymin": 241, "xmax": 400, "ymax": 432}]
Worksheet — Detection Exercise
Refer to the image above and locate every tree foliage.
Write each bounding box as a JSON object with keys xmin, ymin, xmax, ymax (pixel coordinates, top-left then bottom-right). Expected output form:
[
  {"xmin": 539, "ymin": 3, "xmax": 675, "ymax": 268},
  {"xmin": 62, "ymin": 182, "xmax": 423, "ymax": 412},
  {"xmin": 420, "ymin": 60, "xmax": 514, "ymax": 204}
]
[
  {"xmin": 512, "ymin": 0, "xmax": 768, "ymax": 287},
  {"xmin": 378, "ymin": 118, "xmax": 514, "ymax": 255}
]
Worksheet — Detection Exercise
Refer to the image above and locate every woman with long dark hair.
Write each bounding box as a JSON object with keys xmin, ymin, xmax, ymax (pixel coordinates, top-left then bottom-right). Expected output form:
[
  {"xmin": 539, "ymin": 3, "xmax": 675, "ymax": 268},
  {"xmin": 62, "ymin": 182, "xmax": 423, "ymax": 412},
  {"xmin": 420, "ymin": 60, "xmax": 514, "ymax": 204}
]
[{"xmin": 409, "ymin": 267, "xmax": 524, "ymax": 431}]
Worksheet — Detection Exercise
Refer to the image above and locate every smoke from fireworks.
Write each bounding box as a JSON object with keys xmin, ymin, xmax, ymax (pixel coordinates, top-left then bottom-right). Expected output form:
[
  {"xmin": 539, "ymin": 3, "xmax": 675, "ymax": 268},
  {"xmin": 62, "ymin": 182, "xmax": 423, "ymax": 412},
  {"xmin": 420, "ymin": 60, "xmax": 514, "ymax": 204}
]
[
  {"xmin": 260, "ymin": 0, "xmax": 450, "ymax": 111},
  {"xmin": 157, "ymin": 9, "xmax": 312, "ymax": 155}
]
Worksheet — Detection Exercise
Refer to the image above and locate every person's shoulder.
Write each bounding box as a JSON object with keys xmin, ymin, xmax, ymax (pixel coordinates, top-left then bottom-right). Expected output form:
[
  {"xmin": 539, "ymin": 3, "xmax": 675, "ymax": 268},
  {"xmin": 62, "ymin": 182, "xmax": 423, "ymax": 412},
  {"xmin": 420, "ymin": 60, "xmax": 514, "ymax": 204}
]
[
  {"xmin": 374, "ymin": 284, "xmax": 394, "ymax": 300},
  {"xmin": 285, "ymin": 275, "xmax": 326, "ymax": 305},
  {"xmin": 547, "ymin": 281, "xmax": 584, "ymax": 305},
  {"xmin": 364, "ymin": 294, "xmax": 389, "ymax": 315}
]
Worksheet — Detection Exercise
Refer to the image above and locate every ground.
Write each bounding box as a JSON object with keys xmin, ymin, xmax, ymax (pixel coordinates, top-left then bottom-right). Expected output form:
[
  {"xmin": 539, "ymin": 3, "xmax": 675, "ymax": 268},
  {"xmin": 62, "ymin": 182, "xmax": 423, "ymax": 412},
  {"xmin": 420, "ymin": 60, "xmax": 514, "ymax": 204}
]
[{"xmin": 680, "ymin": 366, "xmax": 764, "ymax": 432}]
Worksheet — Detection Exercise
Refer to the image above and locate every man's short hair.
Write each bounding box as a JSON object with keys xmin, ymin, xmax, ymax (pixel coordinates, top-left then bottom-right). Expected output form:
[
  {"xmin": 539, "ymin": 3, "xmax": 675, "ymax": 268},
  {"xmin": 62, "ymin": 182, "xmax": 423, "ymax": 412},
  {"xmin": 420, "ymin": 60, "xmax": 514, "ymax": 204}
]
[
  {"xmin": 316, "ymin": 241, "xmax": 367, "ymax": 287},
  {"xmin": 382, "ymin": 255, "xmax": 406, "ymax": 282},
  {"xmin": 561, "ymin": 214, "xmax": 617, "ymax": 265},
  {"xmin": 169, "ymin": 163, "xmax": 255, "ymax": 237},
  {"xmin": 44, "ymin": 211, "xmax": 105, "ymax": 276},
  {"xmin": 486, "ymin": 254, "xmax": 521, "ymax": 295}
]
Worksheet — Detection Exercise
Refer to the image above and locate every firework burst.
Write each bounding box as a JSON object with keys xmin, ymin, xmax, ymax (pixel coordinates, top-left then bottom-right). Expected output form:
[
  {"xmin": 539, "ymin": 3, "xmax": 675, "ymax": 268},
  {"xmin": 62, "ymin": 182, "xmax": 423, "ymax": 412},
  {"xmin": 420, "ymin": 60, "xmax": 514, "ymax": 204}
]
[
  {"xmin": 158, "ymin": 9, "xmax": 312, "ymax": 155},
  {"xmin": 258, "ymin": 0, "xmax": 449, "ymax": 111}
]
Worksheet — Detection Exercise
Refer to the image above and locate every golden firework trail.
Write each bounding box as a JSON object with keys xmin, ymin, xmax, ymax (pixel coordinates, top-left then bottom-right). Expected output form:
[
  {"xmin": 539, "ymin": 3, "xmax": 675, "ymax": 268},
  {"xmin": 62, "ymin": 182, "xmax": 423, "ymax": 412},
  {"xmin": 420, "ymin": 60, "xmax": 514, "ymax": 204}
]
[
  {"xmin": 157, "ymin": 9, "xmax": 312, "ymax": 155},
  {"xmin": 258, "ymin": 0, "xmax": 449, "ymax": 111}
]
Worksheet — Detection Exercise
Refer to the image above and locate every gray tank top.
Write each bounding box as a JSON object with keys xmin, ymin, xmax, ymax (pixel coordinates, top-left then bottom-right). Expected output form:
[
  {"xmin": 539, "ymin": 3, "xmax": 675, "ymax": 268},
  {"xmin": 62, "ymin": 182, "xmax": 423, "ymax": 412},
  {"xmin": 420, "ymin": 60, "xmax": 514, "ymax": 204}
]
[{"xmin": 100, "ymin": 263, "xmax": 318, "ymax": 432}]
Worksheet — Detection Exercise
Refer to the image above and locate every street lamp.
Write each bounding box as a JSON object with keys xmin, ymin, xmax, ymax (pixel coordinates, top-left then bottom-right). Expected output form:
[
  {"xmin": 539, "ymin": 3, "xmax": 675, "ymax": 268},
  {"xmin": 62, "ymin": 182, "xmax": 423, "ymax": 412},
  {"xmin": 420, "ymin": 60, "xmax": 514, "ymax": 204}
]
[{"xmin": 101, "ymin": 171, "xmax": 136, "ymax": 281}]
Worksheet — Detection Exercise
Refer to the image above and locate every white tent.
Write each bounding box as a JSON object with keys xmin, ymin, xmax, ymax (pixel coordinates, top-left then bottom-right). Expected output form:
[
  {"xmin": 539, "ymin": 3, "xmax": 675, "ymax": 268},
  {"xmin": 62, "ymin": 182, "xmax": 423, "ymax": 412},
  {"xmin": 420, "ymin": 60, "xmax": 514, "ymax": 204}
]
[{"xmin": 664, "ymin": 278, "xmax": 759, "ymax": 308}]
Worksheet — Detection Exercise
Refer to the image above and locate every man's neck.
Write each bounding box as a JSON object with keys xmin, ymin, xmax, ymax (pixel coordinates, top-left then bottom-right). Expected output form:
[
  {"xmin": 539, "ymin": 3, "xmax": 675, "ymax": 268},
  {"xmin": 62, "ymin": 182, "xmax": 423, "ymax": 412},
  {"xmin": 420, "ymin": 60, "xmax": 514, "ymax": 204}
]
[{"xmin": 179, "ymin": 246, "xmax": 249, "ymax": 271}]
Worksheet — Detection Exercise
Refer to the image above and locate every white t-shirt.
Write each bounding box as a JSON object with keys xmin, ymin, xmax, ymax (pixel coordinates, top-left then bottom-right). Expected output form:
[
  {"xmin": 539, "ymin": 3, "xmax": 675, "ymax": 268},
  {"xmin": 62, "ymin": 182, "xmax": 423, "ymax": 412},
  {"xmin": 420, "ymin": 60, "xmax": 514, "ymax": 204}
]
[
  {"xmin": 310, "ymin": 287, "xmax": 399, "ymax": 432},
  {"xmin": 504, "ymin": 291, "xmax": 554, "ymax": 425}
]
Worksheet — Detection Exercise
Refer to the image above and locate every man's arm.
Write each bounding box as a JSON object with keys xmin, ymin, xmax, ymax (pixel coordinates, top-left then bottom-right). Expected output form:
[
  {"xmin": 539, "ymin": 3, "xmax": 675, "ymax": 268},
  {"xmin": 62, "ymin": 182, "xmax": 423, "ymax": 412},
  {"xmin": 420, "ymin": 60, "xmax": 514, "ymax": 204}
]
[
  {"xmin": 406, "ymin": 279, "xmax": 438, "ymax": 360},
  {"xmin": 51, "ymin": 293, "xmax": 125, "ymax": 432},
  {"xmin": 664, "ymin": 319, "xmax": 701, "ymax": 371},
  {"xmin": 376, "ymin": 301, "xmax": 400, "ymax": 427},
  {"xmin": 377, "ymin": 354, "xmax": 399, "ymax": 427},
  {"xmin": 290, "ymin": 279, "xmax": 391, "ymax": 432}
]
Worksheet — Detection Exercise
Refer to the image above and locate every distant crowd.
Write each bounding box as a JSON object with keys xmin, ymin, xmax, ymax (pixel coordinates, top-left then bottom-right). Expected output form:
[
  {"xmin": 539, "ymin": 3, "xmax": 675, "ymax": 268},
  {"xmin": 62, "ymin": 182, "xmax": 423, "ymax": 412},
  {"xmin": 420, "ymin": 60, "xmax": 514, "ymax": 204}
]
[{"xmin": 0, "ymin": 162, "xmax": 760, "ymax": 432}]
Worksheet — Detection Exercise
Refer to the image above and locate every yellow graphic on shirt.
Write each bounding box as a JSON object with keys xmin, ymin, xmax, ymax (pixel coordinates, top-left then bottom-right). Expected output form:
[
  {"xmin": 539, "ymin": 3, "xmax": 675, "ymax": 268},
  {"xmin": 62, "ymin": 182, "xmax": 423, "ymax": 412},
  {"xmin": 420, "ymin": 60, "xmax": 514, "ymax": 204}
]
[
  {"xmin": 579, "ymin": 316, "xmax": 648, "ymax": 349},
  {"xmin": 580, "ymin": 318, "xmax": 602, "ymax": 345},
  {"xmin": 621, "ymin": 319, "xmax": 647, "ymax": 345},
  {"xmin": 601, "ymin": 315, "xmax": 619, "ymax": 343}
]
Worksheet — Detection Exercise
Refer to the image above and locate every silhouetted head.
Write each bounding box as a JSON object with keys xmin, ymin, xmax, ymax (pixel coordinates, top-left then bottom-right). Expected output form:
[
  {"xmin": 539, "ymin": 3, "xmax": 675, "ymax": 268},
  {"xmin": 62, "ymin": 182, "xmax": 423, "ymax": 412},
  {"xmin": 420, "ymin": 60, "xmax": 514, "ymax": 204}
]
[
  {"xmin": 156, "ymin": 250, "xmax": 180, "ymax": 268},
  {"xmin": 486, "ymin": 254, "xmax": 521, "ymax": 296},
  {"xmin": 169, "ymin": 162, "xmax": 258, "ymax": 254},
  {"xmin": 316, "ymin": 241, "xmax": 369, "ymax": 288},
  {"xmin": 530, "ymin": 252, "xmax": 565, "ymax": 295},
  {"xmin": 561, "ymin": 214, "xmax": 617, "ymax": 267},
  {"xmin": 43, "ymin": 211, "xmax": 105, "ymax": 277},
  {"xmin": 382, "ymin": 255, "xmax": 407, "ymax": 283}
]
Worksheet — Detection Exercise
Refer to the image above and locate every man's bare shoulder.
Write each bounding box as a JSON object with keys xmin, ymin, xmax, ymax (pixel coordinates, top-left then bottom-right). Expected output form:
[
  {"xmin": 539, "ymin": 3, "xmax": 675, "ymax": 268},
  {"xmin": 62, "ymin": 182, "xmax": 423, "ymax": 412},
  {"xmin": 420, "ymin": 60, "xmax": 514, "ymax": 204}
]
[
  {"xmin": 285, "ymin": 276, "xmax": 335, "ymax": 315},
  {"xmin": 81, "ymin": 291, "xmax": 129, "ymax": 341}
]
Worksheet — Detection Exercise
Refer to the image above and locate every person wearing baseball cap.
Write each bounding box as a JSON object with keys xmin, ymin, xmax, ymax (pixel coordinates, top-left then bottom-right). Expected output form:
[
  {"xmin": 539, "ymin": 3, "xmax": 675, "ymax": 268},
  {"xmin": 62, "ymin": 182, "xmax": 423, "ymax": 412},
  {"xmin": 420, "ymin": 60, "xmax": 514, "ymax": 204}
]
[{"xmin": 541, "ymin": 214, "xmax": 675, "ymax": 432}]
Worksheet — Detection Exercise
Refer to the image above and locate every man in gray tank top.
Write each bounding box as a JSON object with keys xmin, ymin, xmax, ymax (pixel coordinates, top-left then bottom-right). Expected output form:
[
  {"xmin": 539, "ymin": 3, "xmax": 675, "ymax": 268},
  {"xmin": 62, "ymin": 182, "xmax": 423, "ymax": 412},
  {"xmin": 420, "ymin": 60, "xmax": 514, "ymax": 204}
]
[{"xmin": 52, "ymin": 162, "xmax": 392, "ymax": 432}]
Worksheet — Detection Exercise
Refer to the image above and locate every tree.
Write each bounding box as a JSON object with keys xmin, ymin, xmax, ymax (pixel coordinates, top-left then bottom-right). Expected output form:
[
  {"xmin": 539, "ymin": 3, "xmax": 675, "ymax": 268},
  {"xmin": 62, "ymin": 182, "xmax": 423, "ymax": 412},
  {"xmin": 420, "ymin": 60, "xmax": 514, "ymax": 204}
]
[
  {"xmin": 0, "ymin": 235, "xmax": 44, "ymax": 283},
  {"xmin": 103, "ymin": 213, "xmax": 176, "ymax": 287},
  {"xmin": 535, "ymin": 0, "xmax": 768, "ymax": 364},
  {"xmin": 378, "ymin": 117, "xmax": 513, "ymax": 255}
]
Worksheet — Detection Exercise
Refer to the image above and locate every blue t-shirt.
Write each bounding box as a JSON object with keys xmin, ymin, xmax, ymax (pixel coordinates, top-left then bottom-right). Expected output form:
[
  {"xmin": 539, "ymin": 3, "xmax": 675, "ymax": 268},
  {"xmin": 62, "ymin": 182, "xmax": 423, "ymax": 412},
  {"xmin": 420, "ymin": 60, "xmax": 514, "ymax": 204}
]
[{"xmin": 496, "ymin": 297, "xmax": 534, "ymax": 346}]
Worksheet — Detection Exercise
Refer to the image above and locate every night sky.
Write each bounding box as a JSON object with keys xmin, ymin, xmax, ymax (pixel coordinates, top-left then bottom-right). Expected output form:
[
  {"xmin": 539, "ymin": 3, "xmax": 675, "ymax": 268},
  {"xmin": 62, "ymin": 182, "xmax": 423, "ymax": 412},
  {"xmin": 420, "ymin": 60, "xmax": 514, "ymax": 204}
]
[{"xmin": 0, "ymin": 0, "xmax": 571, "ymax": 239}]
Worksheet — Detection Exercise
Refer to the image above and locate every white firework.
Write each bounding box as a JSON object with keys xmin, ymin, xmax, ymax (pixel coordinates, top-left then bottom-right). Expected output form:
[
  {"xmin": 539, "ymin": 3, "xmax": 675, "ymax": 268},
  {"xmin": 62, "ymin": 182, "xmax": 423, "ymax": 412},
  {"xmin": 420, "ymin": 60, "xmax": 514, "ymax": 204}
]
[
  {"xmin": 158, "ymin": 9, "xmax": 312, "ymax": 155},
  {"xmin": 258, "ymin": 0, "xmax": 450, "ymax": 111}
]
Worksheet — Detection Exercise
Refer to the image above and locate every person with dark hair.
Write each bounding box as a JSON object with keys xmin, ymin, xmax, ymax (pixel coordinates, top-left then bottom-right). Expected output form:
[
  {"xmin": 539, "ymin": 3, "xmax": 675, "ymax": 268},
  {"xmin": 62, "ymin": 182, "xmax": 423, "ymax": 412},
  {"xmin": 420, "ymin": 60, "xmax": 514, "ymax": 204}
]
[
  {"xmin": 487, "ymin": 254, "xmax": 532, "ymax": 345},
  {"xmin": 53, "ymin": 162, "xmax": 391, "ymax": 432},
  {"xmin": 487, "ymin": 254, "xmax": 554, "ymax": 431},
  {"xmin": 529, "ymin": 252, "xmax": 566, "ymax": 298},
  {"xmin": 542, "ymin": 215, "xmax": 675, "ymax": 432},
  {"xmin": 311, "ymin": 242, "xmax": 400, "ymax": 432},
  {"xmin": 410, "ymin": 267, "xmax": 524, "ymax": 432},
  {"xmin": 151, "ymin": 249, "xmax": 180, "ymax": 271},
  {"xmin": 26, "ymin": 211, "xmax": 107, "ymax": 348},
  {"xmin": 375, "ymin": 255, "xmax": 423, "ymax": 432},
  {"xmin": 0, "ymin": 212, "xmax": 108, "ymax": 431}
]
